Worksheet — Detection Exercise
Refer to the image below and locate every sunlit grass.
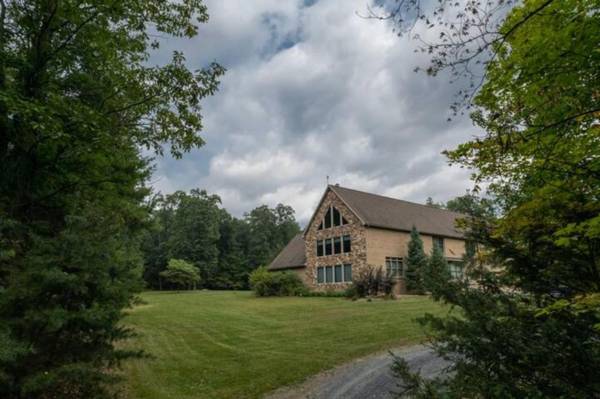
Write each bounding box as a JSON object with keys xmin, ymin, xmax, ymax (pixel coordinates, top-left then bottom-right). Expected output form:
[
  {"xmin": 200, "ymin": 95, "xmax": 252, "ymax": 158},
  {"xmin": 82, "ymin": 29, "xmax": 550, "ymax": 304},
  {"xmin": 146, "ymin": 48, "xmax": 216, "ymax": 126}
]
[{"xmin": 122, "ymin": 290, "xmax": 446, "ymax": 399}]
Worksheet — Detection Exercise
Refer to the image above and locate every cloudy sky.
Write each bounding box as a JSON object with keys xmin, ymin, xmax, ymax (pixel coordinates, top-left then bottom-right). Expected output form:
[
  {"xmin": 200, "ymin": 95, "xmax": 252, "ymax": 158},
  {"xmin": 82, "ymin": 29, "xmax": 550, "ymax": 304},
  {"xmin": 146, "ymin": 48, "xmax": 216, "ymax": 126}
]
[{"xmin": 150, "ymin": 0, "xmax": 480, "ymax": 225}]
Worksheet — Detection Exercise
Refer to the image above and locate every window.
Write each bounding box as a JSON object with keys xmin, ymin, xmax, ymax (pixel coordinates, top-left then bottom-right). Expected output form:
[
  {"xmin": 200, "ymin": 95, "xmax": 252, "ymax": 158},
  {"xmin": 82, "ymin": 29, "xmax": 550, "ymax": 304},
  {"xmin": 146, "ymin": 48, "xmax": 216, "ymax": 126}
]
[
  {"xmin": 325, "ymin": 266, "xmax": 333, "ymax": 283},
  {"xmin": 334, "ymin": 265, "xmax": 343, "ymax": 282},
  {"xmin": 319, "ymin": 206, "xmax": 348, "ymax": 230},
  {"xmin": 342, "ymin": 235, "xmax": 351, "ymax": 253},
  {"xmin": 333, "ymin": 236, "xmax": 341, "ymax": 254},
  {"xmin": 449, "ymin": 262, "xmax": 463, "ymax": 279},
  {"xmin": 433, "ymin": 236, "xmax": 444, "ymax": 253},
  {"xmin": 316, "ymin": 264, "xmax": 353, "ymax": 284},
  {"xmin": 325, "ymin": 238, "xmax": 333, "ymax": 255},
  {"xmin": 333, "ymin": 207, "xmax": 341, "ymax": 226},
  {"xmin": 385, "ymin": 257, "xmax": 403, "ymax": 277},
  {"xmin": 317, "ymin": 267, "xmax": 325, "ymax": 283},
  {"xmin": 343, "ymin": 264, "xmax": 352, "ymax": 282},
  {"xmin": 316, "ymin": 240, "xmax": 323, "ymax": 256}
]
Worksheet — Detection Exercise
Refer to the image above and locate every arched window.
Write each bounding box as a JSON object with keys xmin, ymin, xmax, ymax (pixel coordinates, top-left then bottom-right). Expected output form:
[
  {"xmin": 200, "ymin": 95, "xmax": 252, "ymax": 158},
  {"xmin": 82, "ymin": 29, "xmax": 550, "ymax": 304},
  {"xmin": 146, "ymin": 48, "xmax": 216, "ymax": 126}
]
[{"xmin": 319, "ymin": 205, "xmax": 348, "ymax": 229}]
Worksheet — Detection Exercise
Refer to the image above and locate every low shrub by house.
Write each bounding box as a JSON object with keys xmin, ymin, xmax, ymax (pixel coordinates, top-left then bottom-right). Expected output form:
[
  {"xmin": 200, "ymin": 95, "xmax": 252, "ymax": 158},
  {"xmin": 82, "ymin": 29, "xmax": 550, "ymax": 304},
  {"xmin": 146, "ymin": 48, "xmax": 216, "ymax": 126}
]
[
  {"xmin": 249, "ymin": 266, "xmax": 308, "ymax": 297},
  {"xmin": 351, "ymin": 265, "xmax": 395, "ymax": 298}
]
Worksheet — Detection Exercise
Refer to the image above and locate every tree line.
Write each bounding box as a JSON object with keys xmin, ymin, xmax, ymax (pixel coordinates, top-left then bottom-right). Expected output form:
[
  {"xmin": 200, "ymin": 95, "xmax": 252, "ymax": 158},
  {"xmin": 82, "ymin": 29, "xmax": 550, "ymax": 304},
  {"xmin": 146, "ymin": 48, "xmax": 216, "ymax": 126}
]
[{"xmin": 141, "ymin": 189, "xmax": 300, "ymax": 290}]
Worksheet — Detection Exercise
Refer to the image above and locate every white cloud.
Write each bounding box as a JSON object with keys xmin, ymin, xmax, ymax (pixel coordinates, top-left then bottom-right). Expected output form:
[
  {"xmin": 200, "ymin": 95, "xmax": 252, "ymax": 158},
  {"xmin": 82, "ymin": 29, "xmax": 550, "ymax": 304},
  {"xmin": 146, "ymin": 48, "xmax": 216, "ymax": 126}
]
[{"xmin": 150, "ymin": 0, "xmax": 480, "ymax": 225}]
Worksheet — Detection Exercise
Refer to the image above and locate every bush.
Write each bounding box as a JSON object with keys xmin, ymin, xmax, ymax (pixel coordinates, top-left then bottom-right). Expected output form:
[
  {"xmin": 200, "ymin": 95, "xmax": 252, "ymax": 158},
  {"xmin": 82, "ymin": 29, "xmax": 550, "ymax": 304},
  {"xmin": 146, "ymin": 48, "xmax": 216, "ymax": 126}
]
[
  {"xmin": 249, "ymin": 267, "xmax": 307, "ymax": 297},
  {"xmin": 352, "ymin": 265, "xmax": 396, "ymax": 298},
  {"xmin": 159, "ymin": 259, "xmax": 201, "ymax": 290}
]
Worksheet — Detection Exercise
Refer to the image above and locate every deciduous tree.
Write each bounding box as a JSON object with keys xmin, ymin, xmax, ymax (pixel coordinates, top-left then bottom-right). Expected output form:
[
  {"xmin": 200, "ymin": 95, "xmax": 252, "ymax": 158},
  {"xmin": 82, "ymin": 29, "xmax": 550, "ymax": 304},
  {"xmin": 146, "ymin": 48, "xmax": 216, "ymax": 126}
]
[{"xmin": 385, "ymin": 0, "xmax": 600, "ymax": 397}]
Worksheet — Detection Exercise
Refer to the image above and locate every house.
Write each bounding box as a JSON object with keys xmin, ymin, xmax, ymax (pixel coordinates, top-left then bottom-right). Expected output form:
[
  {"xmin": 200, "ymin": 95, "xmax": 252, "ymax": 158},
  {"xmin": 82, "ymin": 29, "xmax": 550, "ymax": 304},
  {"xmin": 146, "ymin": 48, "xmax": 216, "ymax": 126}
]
[{"xmin": 267, "ymin": 185, "xmax": 468, "ymax": 295}]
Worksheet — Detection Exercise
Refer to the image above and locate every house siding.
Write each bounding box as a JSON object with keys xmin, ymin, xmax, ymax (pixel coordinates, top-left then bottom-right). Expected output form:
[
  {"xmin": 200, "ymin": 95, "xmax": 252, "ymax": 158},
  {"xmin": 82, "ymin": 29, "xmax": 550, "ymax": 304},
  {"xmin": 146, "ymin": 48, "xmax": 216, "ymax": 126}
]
[
  {"xmin": 365, "ymin": 227, "xmax": 467, "ymax": 294},
  {"xmin": 303, "ymin": 190, "xmax": 367, "ymax": 291}
]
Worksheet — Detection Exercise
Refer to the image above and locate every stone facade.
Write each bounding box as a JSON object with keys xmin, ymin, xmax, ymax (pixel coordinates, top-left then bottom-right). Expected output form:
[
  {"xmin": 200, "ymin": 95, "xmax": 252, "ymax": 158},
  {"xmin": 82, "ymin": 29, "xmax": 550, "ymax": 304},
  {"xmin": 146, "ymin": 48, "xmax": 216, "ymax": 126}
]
[{"xmin": 302, "ymin": 190, "xmax": 367, "ymax": 291}]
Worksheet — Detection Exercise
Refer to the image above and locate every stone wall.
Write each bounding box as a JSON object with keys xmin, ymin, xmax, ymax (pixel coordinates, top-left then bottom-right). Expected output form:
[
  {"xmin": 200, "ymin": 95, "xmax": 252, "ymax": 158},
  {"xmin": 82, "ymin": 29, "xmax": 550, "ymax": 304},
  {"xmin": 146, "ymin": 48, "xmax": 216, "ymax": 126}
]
[{"xmin": 302, "ymin": 189, "xmax": 367, "ymax": 291}]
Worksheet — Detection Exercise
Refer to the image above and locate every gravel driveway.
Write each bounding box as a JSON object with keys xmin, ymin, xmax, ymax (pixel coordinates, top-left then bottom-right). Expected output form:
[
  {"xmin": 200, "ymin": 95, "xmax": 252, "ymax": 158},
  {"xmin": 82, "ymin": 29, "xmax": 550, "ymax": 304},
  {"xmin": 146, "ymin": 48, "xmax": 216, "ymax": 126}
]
[{"xmin": 266, "ymin": 345, "xmax": 449, "ymax": 399}]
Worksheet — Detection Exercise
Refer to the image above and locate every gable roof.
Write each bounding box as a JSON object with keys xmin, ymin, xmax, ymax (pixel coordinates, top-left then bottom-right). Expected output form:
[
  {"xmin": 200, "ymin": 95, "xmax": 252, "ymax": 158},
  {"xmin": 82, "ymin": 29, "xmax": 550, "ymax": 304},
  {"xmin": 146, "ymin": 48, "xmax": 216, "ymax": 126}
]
[
  {"xmin": 329, "ymin": 185, "xmax": 466, "ymax": 239},
  {"xmin": 267, "ymin": 233, "xmax": 306, "ymax": 271}
]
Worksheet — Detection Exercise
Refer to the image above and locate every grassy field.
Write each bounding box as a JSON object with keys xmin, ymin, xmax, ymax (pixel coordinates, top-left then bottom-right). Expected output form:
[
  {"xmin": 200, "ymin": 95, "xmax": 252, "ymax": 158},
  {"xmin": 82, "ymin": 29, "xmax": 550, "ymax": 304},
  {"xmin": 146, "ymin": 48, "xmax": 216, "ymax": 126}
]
[{"xmin": 122, "ymin": 291, "xmax": 446, "ymax": 399}]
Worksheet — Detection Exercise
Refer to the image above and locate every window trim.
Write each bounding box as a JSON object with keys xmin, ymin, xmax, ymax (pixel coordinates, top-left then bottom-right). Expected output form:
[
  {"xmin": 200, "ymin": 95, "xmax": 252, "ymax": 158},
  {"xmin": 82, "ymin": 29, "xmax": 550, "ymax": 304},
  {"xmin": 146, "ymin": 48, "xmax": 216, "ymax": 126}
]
[
  {"xmin": 333, "ymin": 236, "xmax": 341, "ymax": 254},
  {"xmin": 342, "ymin": 235, "xmax": 351, "ymax": 253},
  {"xmin": 316, "ymin": 263, "xmax": 353, "ymax": 284},
  {"xmin": 385, "ymin": 256, "xmax": 403, "ymax": 277},
  {"xmin": 324, "ymin": 238, "xmax": 333, "ymax": 255},
  {"xmin": 317, "ymin": 266, "xmax": 325, "ymax": 283}
]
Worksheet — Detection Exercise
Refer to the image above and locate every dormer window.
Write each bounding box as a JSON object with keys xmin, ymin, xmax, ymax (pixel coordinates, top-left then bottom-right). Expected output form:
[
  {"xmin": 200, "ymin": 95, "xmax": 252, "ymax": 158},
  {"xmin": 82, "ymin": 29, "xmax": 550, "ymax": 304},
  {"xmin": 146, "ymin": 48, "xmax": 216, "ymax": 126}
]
[{"xmin": 318, "ymin": 205, "xmax": 348, "ymax": 230}]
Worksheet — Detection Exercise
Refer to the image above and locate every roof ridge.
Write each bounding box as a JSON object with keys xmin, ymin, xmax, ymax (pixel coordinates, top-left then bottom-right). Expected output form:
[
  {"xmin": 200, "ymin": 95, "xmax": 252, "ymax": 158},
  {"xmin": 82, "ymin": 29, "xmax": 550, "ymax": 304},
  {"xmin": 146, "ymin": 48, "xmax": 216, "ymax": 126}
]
[{"xmin": 329, "ymin": 185, "xmax": 466, "ymax": 217}]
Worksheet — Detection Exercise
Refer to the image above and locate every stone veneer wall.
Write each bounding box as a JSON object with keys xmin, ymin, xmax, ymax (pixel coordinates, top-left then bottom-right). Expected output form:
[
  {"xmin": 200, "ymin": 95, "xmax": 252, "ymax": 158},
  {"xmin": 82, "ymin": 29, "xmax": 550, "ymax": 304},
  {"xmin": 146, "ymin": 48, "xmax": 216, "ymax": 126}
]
[{"xmin": 302, "ymin": 189, "xmax": 367, "ymax": 291}]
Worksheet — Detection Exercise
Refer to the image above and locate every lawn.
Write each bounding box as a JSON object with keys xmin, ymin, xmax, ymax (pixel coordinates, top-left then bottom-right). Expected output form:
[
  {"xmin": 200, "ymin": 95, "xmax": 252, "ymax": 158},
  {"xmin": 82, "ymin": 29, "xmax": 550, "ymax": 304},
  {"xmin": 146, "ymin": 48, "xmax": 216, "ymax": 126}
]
[{"xmin": 122, "ymin": 291, "xmax": 446, "ymax": 399}]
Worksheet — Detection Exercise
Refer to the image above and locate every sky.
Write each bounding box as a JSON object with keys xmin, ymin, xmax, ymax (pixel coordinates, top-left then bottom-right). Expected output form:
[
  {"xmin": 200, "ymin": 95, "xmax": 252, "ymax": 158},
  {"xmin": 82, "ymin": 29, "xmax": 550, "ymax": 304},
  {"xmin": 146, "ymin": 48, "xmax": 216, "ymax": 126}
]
[{"xmin": 149, "ymin": 0, "xmax": 481, "ymax": 225}]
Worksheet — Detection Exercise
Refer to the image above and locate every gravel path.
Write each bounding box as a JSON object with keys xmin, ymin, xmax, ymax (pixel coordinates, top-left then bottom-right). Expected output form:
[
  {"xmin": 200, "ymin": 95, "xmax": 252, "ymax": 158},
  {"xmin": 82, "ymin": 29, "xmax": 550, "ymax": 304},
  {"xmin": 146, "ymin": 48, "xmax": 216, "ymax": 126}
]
[{"xmin": 266, "ymin": 345, "xmax": 448, "ymax": 399}]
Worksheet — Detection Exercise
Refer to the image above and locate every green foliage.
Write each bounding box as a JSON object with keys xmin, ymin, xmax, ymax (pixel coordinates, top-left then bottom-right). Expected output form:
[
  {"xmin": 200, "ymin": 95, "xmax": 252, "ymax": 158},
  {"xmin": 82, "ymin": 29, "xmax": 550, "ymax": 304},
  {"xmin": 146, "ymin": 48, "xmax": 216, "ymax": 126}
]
[
  {"xmin": 141, "ymin": 193, "xmax": 301, "ymax": 290},
  {"xmin": 422, "ymin": 245, "xmax": 451, "ymax": 299},
  {"xmin": 404, "ymin": 226, "xmax": 428, "ymax": 294},
  {"xmin": 392, "ymin": 0, "xmax": 600, "ymax": 397},
  {"xmin": 249, "ymin": 267, "xmax": 308, "ymax": 297},
  {"xmin": 352, "ymin": 265, "xmax": 395, "ymax": 298},
  {"xmin": 445, "ymin": 191, "xmax": 496, "ymax": 219},
  {"xmin": 159, "ymin": 259, "xmax": 200, "ymax": 290},
  {"xmin": 245, "ymin": 204, "xmax": 301, "ymax": 269},
  {"xmin": 0, "ymin": 0, "xmax": 223, "ymax": 397}
]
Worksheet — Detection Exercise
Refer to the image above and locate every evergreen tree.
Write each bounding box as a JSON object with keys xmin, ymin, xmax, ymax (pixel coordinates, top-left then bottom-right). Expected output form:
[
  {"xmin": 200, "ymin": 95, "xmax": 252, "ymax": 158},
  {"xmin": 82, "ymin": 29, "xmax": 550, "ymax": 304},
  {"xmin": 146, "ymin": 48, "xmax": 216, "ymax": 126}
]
[
  {"xmin": 404, "ymin": 226, "xmax": 427, "ymax": 293},
  {"xmin": 422, "ymin": 244, "xmax": 451, "ymax": 299},
  {"xmin": 0, "ymin": 1, "xmax": 224, "ymax": 397}
]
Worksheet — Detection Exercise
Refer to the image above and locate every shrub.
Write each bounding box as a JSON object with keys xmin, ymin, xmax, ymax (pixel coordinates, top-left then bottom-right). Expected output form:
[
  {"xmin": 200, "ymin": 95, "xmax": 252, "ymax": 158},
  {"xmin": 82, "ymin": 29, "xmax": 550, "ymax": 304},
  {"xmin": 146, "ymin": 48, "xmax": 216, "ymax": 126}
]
[
  {"xmin": 352, "ymin": 265, "xmax": 396, "ymax": 298},
  {"xmin": 159, "ymin": 259, "xmax": 201, "ymax": 290},
  {"xmin": 249, "ymin": 267, "xmax": 307, "ymax": 297}
]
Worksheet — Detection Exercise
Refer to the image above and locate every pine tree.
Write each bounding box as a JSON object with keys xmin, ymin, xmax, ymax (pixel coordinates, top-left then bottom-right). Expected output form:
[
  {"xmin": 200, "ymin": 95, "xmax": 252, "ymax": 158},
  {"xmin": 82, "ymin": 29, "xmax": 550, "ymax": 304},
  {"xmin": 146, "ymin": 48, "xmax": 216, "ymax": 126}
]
[
  {"xmin": 422, "ymin": 244, "xmax": 451, "ymax": 299},
  {"xmin": 404, "ymin": 226, "xmax": 427, "ymax": 293}
]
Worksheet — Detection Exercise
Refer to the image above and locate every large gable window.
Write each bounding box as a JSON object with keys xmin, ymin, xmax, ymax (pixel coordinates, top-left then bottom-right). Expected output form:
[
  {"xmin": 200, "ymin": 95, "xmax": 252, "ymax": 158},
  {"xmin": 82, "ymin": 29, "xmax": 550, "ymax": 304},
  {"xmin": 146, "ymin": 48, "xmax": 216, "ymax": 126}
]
[
  {"xmin": 333, "ymin": 207, "xmax": 341, "ymax": 226},
  {"xmin": 324, "ymin": 207, "xmax": 332, "ymax": 229},
  {"xmin": 318, "ymin": 205, "xmax": 348, "ymax": 230}
]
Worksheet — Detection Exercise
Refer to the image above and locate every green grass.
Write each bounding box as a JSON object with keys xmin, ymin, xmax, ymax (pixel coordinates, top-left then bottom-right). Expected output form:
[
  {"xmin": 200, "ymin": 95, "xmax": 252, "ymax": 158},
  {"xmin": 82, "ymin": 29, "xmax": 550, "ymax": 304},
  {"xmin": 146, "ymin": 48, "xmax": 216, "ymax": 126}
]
[{"xmin": 122, "ymin": 291, "xmax": 446, "ymax": 399}]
